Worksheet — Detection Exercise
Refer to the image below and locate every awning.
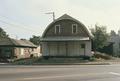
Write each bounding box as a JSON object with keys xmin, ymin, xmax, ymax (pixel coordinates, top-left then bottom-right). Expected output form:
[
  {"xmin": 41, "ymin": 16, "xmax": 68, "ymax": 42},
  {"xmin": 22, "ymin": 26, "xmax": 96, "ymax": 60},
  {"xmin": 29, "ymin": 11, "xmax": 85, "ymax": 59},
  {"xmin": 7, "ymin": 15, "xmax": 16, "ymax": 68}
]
[{"xmin": 40, "ymin": 37, "xmax": 90, "ymax": 42}]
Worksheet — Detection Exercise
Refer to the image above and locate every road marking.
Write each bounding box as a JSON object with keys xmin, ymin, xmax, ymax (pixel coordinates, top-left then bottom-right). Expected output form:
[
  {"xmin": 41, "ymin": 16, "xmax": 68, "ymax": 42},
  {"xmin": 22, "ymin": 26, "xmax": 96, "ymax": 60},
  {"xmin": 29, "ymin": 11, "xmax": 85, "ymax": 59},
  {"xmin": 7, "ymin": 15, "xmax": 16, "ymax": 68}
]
[
  {"xmin": 24, "ymin": 74, "xmax": 80, "ymax": 80},
  {"xmin": 23, "ymin": 72, "xmax": 107, "ymax": 80},
  {"xmin": 109, "ymin": 72, "xmax": 120, "ymax": 76}
]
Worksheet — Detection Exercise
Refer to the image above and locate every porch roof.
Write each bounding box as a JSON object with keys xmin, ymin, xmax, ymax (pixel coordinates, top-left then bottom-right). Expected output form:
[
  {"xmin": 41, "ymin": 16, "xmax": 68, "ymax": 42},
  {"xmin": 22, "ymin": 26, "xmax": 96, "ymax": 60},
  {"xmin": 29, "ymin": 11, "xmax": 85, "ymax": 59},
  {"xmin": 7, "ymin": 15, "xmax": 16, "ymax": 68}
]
[{"xmin": 40, "ymin": 37, "xmax": 90, "ymax": 42}]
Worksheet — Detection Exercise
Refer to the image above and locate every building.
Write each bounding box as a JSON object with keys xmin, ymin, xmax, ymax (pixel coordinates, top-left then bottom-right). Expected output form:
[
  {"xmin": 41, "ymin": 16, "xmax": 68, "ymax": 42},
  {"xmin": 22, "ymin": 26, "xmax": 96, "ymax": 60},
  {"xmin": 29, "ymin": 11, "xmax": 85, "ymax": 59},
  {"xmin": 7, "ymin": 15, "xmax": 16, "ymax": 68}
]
[
  {"xmin": 40, "ymin": 14, "xmax": 93, "ymax": 58},
  {"xmin": 0, "ymin": 38, "xmax": 37, "ymax": 61}
]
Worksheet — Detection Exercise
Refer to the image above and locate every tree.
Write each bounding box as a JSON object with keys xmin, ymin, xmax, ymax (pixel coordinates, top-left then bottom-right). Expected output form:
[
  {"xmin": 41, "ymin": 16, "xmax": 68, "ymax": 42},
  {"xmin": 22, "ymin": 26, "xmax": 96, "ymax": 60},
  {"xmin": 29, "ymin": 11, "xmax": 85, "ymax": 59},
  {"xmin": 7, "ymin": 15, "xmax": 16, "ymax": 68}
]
[
  {"xmin": 91, "ymin": 25, "xmax": 109, "ymax": 51},
  {"xmin": 0, "ymin": 27, "xmax": 9, "ymax": 38},
  {"xmin": 110, "ymin": 30, "xmax": 116, "ymax": 36},
  {"xmin": 29, "ymin": 35, "xmax": 41, "ymax": 45}
]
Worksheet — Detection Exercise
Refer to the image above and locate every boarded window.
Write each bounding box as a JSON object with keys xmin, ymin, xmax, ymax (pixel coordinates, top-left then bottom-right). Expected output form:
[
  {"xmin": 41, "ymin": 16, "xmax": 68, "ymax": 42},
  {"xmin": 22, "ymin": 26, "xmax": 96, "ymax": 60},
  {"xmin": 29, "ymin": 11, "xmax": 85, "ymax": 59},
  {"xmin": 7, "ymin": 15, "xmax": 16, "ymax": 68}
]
[
  {"xmin": 72, "ymin": 24, "xmax": 77, "ymax": 34},
  {"xmin": 81, "ymin": 44, "xmax": 85, "ymax": 48},
  {"xmin": 55, "ymin": 25, "xmax": 61, "ymax": 34}
]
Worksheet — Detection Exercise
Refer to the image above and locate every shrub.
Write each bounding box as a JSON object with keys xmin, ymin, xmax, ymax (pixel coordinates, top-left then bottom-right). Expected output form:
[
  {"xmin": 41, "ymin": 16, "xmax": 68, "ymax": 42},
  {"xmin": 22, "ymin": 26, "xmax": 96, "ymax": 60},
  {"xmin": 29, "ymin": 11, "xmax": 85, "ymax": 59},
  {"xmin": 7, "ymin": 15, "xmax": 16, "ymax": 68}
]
[{"xmin": 94, "ymin": 52, "xmax": 112, "ymax": 60}]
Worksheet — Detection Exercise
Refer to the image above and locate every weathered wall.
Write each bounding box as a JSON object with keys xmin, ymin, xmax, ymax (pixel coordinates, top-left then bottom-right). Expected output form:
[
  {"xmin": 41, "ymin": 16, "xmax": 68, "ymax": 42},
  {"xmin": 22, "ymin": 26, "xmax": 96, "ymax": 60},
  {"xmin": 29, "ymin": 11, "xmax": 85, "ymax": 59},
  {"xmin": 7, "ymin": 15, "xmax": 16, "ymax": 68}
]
[
  {"xmin": 42, "ymin": 41, "xmax": 92, "ymax": 57},
  {"xmin": 44, "ymin": 19, "xmax": 89, "ymax": 37},
  {"xmin": 14, "ymin": 48, "xmax": 31, "ymax": 59}
]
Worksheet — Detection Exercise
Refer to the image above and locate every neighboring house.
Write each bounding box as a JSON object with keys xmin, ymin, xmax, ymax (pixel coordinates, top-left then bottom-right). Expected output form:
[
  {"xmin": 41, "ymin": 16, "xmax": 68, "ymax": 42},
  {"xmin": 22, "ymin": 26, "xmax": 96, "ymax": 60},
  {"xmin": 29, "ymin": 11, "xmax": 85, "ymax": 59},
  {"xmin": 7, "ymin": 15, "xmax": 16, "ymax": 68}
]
[
  {"xmin": 30, "ymin": 45, "xmax": 41, "ymax": 57},
  {"xmin": 40, "ymin": 14, "xmax": 93, "ymax": 58},
  {"xmin": 108, "ymin": 31, "xmax": 120, "ymax": 56},
  {"xmin": 0, "ymin": 38, "xmax": 37, "ymax": 61}
]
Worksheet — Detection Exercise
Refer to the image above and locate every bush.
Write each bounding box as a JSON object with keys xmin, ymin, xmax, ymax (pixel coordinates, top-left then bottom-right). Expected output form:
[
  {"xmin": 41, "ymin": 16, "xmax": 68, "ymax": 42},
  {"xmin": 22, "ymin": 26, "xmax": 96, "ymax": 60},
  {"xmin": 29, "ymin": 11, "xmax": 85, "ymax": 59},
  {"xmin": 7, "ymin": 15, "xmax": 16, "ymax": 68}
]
[
  {"xmin": 13, "ymin": 58, "xmax": 39, "ymax": 65},
  {"xmin": 93, "ymin": 52, "xmax": 112, "ymax": 60}
]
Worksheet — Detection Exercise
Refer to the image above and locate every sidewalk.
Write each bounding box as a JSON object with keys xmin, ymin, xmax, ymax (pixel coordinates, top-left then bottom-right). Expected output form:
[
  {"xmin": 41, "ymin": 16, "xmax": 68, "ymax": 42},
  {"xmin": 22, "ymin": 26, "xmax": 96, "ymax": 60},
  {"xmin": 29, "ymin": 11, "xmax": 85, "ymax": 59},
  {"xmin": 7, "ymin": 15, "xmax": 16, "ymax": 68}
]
[
  {"xmin": 0, "ymin": 63, "xmax": 9, "ymax": 65},
  {"xmin": 2, "ymin": 60, "xmax": 120, "ymax": 65}
]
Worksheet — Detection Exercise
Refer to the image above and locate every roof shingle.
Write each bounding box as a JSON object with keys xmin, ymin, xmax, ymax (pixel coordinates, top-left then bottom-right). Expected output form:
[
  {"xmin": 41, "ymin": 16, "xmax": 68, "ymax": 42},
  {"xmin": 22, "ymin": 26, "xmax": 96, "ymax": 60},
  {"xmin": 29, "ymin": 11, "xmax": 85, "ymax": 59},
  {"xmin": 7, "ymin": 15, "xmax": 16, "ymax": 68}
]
[{"xmin": 0, "ymin": 38, "xmax": 37, "ymax": 48}]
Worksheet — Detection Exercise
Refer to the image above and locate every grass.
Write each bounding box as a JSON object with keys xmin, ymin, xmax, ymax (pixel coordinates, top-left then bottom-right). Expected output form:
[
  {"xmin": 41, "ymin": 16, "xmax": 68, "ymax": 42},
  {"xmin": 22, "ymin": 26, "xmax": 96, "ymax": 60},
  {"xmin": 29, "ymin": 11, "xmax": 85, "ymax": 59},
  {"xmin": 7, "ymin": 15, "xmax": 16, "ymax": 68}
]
[
  {"xmin": 12, "ymin": 57, "xmax": 94, "ymax": 65},
  {"xmin": 12, "ymin": 53, "xmax": 115, "ymax": 65},
  {"xmin": 12, "ymin": 57, "xmax": 39, "ymax": 65},
  {"xmin": 36, "ymin": 58, "xmax": 89, "ymax": 63}
]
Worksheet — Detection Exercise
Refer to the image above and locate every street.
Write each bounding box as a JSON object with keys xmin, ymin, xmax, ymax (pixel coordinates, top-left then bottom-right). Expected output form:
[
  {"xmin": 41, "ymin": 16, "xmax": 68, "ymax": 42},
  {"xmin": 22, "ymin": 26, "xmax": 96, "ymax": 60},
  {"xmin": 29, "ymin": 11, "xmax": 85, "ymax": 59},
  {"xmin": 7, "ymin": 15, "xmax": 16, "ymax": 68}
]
[{"xmin": 0, "ymin": 64, "xmax": 120, "ymax": 81}]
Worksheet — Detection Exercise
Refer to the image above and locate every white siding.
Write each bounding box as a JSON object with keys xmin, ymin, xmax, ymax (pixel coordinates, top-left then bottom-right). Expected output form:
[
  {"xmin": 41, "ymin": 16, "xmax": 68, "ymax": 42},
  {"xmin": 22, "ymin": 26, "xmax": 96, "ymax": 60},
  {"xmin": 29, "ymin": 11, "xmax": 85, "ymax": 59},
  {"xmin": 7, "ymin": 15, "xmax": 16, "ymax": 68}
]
[
  {"xmin": 58, "ymin": 42, "xmax": 66, "ymax": 56},
  {"xmin": 42, "ymin": 42, "xmax": 49, "ymax": 56},
  {"xmin": 68, "ymin": 42, "xmax": 74, "ymax": 56},
  {"xmin": 42, "ymin": 41, "xmax": 92, "ymax": 57},
  {"xmin": 68, "ymin": 42, "xmax": 81, "ymax": 56},
  {"xmin": 49, "ymin": 43, "xmax": 57, "ymax": 56},
  {"xmin": 85, "ymin": 41, "xmax": 92, "ymax": 56}
]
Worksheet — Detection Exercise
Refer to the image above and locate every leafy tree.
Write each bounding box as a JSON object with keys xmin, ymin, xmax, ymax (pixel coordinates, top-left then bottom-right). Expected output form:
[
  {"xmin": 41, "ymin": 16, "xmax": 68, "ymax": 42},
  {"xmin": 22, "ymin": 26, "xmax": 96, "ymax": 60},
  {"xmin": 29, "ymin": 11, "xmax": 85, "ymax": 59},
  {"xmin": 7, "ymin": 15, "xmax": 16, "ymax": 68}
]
[
  {"xmin": 29, "ymin": 35, "xmax": 41, "ymax": 45},
  {"xmin": 91, "ymin": 25, "xmax": 109, "ymax": 51},
  {"xmin": 0, "ymin": 27, "xmax": 9, "ymax": 38},
  {"xmin": 110, "ymin": 30, "xmax": 116, "ymax": 36}
]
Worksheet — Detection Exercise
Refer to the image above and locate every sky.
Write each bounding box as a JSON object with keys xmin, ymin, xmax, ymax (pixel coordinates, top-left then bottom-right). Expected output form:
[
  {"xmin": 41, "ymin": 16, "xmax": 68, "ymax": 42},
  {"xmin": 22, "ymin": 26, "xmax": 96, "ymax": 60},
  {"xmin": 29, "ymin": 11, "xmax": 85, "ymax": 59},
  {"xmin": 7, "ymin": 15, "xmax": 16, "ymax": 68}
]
[{"xmin": 0, "ymin": 0, "xmax": 120, "ymax": 39}]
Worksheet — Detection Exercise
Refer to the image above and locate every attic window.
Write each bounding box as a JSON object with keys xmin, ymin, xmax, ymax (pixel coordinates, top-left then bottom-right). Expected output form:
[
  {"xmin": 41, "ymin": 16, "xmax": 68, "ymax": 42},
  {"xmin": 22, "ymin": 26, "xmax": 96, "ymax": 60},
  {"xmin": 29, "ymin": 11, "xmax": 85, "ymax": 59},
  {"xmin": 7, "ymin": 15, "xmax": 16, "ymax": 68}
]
[
  {"xmin": 72, "ymin": 24, "xmax": 77, "ymax": 34},
  {"xmin": 55, "ymin": 25, "xmax": 61, "ymax": 34}
]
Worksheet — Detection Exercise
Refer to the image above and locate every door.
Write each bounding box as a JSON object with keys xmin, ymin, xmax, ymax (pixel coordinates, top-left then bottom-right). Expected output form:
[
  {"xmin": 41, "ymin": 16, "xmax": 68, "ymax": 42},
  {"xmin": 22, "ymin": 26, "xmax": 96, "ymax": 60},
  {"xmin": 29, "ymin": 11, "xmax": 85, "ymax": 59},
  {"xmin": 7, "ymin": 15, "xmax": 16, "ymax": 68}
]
[{"xmin": 68, "ymin": 42, "xmax": 81, "ymax": 56}]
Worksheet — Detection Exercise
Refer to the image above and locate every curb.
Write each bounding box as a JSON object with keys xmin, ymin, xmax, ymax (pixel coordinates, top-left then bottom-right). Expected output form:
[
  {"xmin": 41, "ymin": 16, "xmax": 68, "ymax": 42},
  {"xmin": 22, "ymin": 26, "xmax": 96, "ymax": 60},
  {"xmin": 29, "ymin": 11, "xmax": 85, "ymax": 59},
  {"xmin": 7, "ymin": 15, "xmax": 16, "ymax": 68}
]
[
  {"xmin": 0, "ymin": 62, "xmax": 110, "ymax": 65},
  {"xmin": 32, "ymin": 63, "xmax": 110, "ymax": 65}
]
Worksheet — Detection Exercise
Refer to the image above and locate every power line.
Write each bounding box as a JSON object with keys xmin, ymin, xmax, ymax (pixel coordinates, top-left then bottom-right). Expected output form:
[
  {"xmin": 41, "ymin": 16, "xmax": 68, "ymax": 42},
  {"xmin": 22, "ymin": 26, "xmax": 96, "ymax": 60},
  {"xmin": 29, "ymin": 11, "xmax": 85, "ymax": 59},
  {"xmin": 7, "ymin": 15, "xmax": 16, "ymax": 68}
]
[
  {"xmin": 0, "ymin": 19, "xmax": 40, "ymax": 34},
  {"xmin": 0, "ymin": 15, "xmax": 41, "ymax": 33}
]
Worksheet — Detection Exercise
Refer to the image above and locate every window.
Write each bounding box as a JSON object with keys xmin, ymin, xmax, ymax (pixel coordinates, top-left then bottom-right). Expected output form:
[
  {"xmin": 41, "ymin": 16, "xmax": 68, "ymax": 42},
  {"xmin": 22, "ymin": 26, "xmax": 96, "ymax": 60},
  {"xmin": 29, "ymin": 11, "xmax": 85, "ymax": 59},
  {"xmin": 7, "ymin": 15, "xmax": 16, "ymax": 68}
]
[
  {"xmin": 81, "ymin": 44, "xmax": 85, "ymax": 48},
  {"xmin": 72, "ymin": 24, "xmax": 77, "ymax": 34},
  {"xmin": 55, "ymin": 25, "xmax": 61, "ymax": 34},
  {"xmin": 32, "ymin": 48, "xmax": 34, "ymax": 51},
  {"xmin": 20, "ymin": 48, "xmax": 24, "ymax": 55}
]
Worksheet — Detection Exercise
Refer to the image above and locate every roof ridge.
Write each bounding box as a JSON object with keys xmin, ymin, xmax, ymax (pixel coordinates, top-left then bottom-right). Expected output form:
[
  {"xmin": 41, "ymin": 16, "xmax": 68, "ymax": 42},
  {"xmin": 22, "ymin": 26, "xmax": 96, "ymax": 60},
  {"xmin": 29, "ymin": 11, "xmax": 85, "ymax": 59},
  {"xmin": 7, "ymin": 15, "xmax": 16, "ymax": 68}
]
[{"xmin": 7, "ymin": 38, "xmax": 15, "ymax": 45}]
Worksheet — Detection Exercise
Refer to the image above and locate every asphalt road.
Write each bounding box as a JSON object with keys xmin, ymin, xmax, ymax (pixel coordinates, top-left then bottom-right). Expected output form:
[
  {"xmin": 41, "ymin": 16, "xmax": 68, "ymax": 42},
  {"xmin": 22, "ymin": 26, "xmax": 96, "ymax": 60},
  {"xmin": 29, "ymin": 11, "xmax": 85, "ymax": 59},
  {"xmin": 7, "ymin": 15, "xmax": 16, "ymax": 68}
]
[{"xmin": 0, "ymin": 64, "xmax": 120, "ymax": 81}]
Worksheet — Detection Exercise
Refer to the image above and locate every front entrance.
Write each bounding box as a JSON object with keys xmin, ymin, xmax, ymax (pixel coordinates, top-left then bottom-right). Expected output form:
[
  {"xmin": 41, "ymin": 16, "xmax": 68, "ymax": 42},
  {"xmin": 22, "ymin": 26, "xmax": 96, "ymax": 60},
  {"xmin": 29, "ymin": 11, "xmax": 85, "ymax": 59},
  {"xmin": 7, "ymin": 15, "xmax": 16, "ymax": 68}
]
[{"xmin": 47, "ymin": 42, "xmax": 86, "ymax": 57}]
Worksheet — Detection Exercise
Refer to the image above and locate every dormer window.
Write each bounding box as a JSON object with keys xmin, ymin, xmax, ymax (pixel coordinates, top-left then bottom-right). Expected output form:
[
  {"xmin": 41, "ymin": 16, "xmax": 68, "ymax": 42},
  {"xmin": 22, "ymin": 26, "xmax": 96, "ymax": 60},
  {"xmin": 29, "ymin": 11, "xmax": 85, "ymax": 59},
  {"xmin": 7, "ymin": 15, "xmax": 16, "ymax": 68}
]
[
  {"xmin": 72, "ymin": 24, "xmax": 77, "ymax": 34},
  {"xmin": 55, "ymin": 25, "xmax": 61, "ymax": 34}
]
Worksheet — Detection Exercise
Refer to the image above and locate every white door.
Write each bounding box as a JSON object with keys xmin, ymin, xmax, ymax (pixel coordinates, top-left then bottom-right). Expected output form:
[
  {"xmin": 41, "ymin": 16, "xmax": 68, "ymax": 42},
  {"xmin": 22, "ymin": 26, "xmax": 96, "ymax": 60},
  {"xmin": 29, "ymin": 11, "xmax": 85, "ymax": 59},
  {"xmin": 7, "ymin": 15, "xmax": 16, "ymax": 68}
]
[{"xmin": 68, "ymin": 42, "xmax": 81, "ymax": 56}]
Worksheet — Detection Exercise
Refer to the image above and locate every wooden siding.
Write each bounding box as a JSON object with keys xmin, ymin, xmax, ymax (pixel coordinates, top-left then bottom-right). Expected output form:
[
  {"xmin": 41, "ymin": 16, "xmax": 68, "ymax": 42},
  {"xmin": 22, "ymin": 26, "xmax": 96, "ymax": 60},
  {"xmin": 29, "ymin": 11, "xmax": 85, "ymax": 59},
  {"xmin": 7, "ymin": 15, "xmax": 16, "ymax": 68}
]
[
  {"xmin": 44, "ymin": 19, "xmax": 89, "ymax": 37},
  {"xmin": 42, "ymin": 41, "xmax": 91, "ymax": 56}
]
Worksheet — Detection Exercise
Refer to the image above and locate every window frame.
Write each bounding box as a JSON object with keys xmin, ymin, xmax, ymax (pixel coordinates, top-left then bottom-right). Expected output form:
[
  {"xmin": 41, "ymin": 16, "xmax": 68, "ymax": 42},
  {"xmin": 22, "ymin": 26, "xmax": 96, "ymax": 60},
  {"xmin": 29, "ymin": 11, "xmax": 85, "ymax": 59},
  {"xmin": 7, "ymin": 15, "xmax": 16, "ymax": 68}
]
[
  {"xmin": 55, "ymin": 25, "xmax": 61, "ymax": 34},
  {"xmin": 72, "ymin": 24, "xmax": 78, "ymax": 34}
]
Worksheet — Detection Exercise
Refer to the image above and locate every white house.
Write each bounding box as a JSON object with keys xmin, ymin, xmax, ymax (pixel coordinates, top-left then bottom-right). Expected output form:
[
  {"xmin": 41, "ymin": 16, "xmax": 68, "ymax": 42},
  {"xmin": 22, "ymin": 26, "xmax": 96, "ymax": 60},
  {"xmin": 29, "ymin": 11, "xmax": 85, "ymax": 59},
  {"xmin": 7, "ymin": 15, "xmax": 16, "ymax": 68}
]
[{"xmin": 40, "ymin": 14, "xmax": 93, "ymax": 58}]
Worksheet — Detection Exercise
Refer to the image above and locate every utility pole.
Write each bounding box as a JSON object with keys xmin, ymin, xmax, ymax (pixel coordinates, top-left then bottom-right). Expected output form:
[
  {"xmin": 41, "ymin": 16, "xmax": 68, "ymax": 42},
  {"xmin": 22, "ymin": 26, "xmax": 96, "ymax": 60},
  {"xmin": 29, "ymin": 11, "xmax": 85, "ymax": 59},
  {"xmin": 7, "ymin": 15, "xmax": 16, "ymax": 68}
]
[{"xmin": 45, "ymin": 12, "xmax": 55, "ymax": 21}]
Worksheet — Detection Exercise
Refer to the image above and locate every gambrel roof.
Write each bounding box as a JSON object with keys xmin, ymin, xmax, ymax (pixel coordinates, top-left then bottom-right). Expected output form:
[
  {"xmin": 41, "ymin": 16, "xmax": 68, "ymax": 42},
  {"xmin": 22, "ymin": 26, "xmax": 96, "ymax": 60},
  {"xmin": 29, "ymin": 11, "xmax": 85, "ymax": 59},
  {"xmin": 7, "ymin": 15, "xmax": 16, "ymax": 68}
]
[{"xmin": 42, "ymin": 14, "xmax": 93, "ymax": 38}]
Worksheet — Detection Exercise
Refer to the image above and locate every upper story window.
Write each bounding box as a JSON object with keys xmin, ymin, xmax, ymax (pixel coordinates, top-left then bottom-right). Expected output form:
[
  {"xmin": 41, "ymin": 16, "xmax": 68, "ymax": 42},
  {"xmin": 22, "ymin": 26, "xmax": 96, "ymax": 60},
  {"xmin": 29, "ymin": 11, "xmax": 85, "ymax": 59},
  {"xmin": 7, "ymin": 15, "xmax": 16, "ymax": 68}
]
[
  {"xmin": 55, "ymin": 25, "xmax": 61, "ymax": 34},
  {"xmin": 72, "ymin": 24, "xmax": 77, "ymax": 34}
]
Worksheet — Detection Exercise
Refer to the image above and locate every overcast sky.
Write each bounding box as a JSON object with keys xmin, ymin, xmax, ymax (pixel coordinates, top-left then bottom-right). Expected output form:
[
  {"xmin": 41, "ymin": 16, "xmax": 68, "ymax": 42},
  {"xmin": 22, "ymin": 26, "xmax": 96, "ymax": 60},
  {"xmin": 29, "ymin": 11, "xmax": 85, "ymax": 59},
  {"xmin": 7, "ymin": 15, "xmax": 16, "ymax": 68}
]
[{"xmin": 0, "ymin": 0, "xmax": 120, "ymax": 39}]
